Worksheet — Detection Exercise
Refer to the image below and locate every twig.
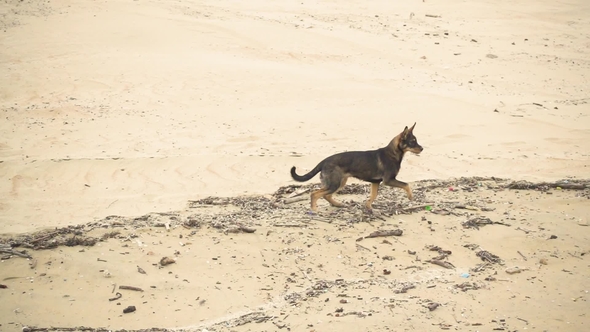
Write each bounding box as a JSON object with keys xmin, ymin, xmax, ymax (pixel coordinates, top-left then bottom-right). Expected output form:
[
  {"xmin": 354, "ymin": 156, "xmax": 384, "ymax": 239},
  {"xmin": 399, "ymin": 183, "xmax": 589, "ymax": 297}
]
[
  {"xmin": 517, "ymin": 251, "xmax": 527, "ymax": 261},
  {"xmin": 226, "ymin": 225, "xmax": 257, "ymax": 234},
  {"xmin": 425, "ymin": 14, "xmax": 441, "ymax": 18},
  {"xmin": 109, "ymin": 292, "xmax": 122, "ymax": 301},
  {"xmin": 473, "ymin": 263, "xmax": 490, "ymax": 272},
  {"xmin": 400, "ymin": 204, "xmax": 433, "ymax": 212},
  {"xmin": 404, "ymin": 265, "xmax": 422, "ymax": 270},
  {"xmin": 119, "ymin": 285, "xmax": 144, "ymax": 292},
  {"xmin": 273, "ymin": 223, "xmax": 306, "ymax": 228},
  {"xmin": 287, "ymin": 188, "xmax": 310, "ymax": 199},
  {"xmin": 297, "ymin": 266, "xmax": 312, "ymax": 282},
  {"xmin": 356, "ymin": 243, "xmax": 371, "ymax": 252},
  {"xmin": 517, "ymin": 317, "xmax": 529, "ymax": 324},
  {"xmin": 516, "ymin": 227, "xmax": 534, "ymax": 234},
  {"xmin": 455, "ymin": 204, "xmax": 479, "ymax": 211}
]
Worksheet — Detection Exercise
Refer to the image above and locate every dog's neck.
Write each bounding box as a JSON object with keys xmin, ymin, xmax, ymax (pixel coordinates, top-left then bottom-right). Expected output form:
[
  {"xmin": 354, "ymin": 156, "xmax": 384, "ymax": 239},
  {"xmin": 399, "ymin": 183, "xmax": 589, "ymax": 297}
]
[{"xmin": 386, "ymin": 134, "xmax": 406, "ymax": 160}]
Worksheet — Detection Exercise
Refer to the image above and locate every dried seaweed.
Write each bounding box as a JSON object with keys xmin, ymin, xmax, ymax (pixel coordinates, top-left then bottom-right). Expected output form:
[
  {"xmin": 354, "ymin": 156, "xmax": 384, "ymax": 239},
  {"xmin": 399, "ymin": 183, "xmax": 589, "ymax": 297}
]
[
  {"xmin": 462, "ymin": 216, "xmax": 511, "ymax": 230},
  {"xmin": 476, "ymin": 250, "xmax": 503, "ymax": 264},
  {"xmin": 3, "ymin": 177, "xmax": 588, "ymax": 253}
]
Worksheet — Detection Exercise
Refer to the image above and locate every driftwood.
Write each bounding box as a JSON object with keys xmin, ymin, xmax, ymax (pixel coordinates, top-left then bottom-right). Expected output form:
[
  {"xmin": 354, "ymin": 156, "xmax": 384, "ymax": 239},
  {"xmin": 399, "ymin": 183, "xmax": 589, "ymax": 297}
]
[
  {"xmin": 287, "ymin": 188, "xmax": 310, "ymax": 199},
  {"xmin": 283, "ymin": 196, "xmax": 308, "ymax": 204},
  {"xmin": 427, "ymin": 259, "xmax": 455, "ymax": 269},
  {"xmin": 0, "ymin": 248, "xmax": 32, "ymax": 259},
  {"xmin": 283, "ymin": 188, "xmax": 310, "ymax": 204},
  {"xmin": 119, "ymin": 285, "xmax": 143, "ymax": 292},
  {"xmin": 506, "ymin": 180, "xmax": 588, "ymax": 190},
  {"xmin": 356, "ymin": 229, "xmax": 403, "ymax": 242},
  {"xmin": 399, "ymin": 204, "xmax": 433, "ymax": 213}
]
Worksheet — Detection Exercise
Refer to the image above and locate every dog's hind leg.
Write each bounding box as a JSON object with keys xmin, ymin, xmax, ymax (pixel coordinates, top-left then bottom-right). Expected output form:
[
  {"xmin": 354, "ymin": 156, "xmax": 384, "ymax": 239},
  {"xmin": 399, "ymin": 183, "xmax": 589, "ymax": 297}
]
[
  {"xmin": 310, "ymin": 188, "xmax": 329, "ymax": 211},
  {"xmin": 324, "ymin": 176, "xmax": 348, "ymax": 207},
  {"xmin": 310, "ymin": 169, "xmax": 344, "ymax": 210},
  {"xmin": 364, "ymin": 182, "xmax": 380, "ymax": 210}
]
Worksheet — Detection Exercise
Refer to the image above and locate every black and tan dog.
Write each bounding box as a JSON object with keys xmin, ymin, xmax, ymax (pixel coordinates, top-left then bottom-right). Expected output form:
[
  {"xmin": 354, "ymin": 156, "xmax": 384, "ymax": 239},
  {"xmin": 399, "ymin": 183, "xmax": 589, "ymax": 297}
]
[{"xmin": 290, "ymin": 123, "xmax": 423, "ymax": 212}]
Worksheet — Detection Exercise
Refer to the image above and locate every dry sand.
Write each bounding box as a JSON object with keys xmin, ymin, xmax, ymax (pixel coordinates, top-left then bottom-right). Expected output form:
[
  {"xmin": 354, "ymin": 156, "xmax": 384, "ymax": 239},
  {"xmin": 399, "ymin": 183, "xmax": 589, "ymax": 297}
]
[{"xmin": 0, "ymin": 0, "xmax": 589, "ymax": 331}]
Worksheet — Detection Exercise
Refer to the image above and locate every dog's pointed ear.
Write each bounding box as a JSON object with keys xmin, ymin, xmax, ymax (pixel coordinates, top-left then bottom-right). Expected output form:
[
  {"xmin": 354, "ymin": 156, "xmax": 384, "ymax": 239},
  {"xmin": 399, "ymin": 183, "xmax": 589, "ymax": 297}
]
[
  {"xmin": 401, "ymin": 125, "xmax": 409, "ymax": 137},
  {"xmin": 409, "ymin": 122, "xmax": 416, "ymax": 133}
]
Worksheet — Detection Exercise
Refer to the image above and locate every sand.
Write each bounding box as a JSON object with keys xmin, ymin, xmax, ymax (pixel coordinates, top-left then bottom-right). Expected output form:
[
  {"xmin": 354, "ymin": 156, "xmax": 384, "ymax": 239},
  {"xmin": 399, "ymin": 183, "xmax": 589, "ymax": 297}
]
[{"xmin": 0, "ymin": 0, "xmax": 589, "ymax": 331}]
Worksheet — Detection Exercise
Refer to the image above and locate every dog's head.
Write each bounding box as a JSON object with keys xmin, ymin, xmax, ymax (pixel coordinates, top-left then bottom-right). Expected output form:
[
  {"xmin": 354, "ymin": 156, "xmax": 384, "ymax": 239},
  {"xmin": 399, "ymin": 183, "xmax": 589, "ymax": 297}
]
[{"xmin": 399, "ymin": 122, "xmax": 423, "ymax": 155}]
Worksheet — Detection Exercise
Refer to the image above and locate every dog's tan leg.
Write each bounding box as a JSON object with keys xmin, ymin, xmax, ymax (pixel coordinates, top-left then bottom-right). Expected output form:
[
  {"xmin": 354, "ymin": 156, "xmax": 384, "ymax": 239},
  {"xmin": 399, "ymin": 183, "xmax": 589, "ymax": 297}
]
[
  {"xmin": 365, "ymin": 182, "xmax": 380, "ymax": 210},
  {"xmin": 384, "ymin": 179, "xmax": 413, "ymax": 200},
  {"xmin": 323, "ymin": 176, "xmax": 349, "ymax": 207},
  {"xmin": 310, "ymin": 188, "xmax": 328, "ymax": 211}
]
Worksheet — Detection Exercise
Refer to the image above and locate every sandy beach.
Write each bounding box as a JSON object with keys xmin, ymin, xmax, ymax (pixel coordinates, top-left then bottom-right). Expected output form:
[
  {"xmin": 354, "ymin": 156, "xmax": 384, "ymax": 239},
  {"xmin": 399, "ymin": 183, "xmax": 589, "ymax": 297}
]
[{"xmin": 1, "ymin": 0, "xmax": 589, "ymax": 331}]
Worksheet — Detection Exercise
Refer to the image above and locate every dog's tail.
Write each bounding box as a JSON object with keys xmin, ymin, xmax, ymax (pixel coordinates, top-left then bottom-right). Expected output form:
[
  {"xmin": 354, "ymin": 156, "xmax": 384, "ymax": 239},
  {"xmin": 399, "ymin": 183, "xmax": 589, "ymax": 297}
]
[{"xmin": 290, "ymin": 162, "xmax": 323, "ymax": 182}]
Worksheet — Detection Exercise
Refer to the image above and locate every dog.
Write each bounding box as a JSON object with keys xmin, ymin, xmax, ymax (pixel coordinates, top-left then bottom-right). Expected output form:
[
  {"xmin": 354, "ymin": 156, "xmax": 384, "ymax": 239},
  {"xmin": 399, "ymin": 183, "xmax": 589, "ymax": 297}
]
[{"xmin": 290, "ymin": 123, "xmax": 423, "ymax": 211}]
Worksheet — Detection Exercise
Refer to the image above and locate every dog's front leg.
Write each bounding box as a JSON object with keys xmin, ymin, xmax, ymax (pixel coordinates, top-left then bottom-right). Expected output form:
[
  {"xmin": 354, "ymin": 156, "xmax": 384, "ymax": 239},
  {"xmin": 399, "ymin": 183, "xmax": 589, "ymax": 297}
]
[{"xmin": 383, "ymin": 178, "xmax": 413, "ymax": 201}]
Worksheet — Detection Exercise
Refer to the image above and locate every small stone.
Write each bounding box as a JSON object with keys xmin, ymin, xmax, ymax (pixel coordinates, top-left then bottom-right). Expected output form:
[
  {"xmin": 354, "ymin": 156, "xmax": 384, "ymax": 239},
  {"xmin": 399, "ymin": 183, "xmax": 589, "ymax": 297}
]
[
  {"xmin": 427, "ymin": 302, "xmax": 440, "ymax": 311},
  {"xmin": 123, "ymin": 305, "xmax": 136, "ymax": 314},
  {"xmin": 160, "ymin": 257, "xmax": 176, "ymax": 266}
]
